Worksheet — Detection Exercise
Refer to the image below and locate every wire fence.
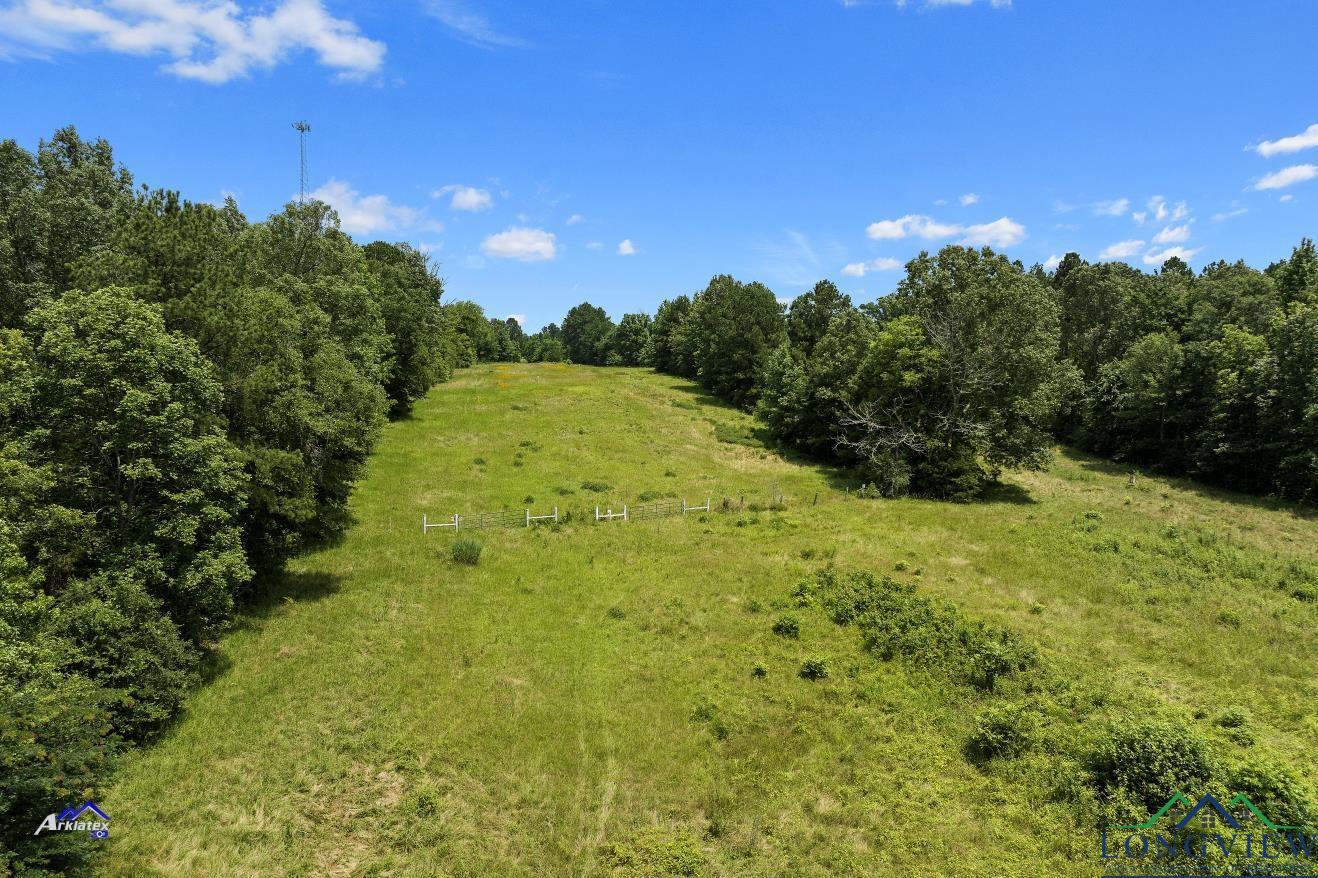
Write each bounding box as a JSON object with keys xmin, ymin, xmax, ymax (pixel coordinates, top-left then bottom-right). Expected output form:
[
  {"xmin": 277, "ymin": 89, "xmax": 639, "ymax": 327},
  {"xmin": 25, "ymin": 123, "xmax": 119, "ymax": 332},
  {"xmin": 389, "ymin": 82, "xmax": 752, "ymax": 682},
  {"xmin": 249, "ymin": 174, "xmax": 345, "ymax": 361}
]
[{"xmin": 422, "ymin": 496, "xmax": 714, "ymax": 534}]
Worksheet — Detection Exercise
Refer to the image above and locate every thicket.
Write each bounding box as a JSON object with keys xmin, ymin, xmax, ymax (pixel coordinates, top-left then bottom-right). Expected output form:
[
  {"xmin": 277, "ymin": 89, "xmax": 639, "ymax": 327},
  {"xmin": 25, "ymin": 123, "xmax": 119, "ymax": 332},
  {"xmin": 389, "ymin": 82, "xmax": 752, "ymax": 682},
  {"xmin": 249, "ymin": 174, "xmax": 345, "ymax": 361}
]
[{"xmin": 0, "ymin": 127, "xmax": 460, "ymax": 873}]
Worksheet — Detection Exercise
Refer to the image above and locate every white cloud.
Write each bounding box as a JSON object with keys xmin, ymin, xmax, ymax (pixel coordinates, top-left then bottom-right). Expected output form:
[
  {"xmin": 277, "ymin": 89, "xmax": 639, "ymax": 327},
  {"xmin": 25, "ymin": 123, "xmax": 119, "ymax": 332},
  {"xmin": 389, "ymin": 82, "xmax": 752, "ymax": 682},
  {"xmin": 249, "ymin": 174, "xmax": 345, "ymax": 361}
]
[
  {"xmin": 1255, "ymin": 124, "xmax": 1318, "ymax": 158},
  {"xmin": 1280, "ymin": 194, "xmax": 1294, "ymax": 203},
  {"xmin": 1146, "ymin": 196, "xmax": 1189, "ymax": 222},
  {"xmin": 0, "ymin": 0, "xmax": 385, "ymax": 83},
  {"xmin": 1099, "ymin": 239, "xmax": 1145, "ymax": 260},
  {"xmin": 1132, "ymin": 211, "xmax": 1148, "ymax": 225},
  {"xmin": 1092, "ymin": 198, "xmax": 1130, "ymax": 217},
  {"xmin": 566, "ymin": 213, "xmax": 584, "ymax": 225},
  {"xmin": 433, "ymin": 184, "xmax": 492, "ymax": 211},
  {"xmin": 423, "ymin": 0, "xmax": 525, "ymax": 48},
  {"xmin": 900, "ymin": 0, "xmax": 1013, "ymax": 7},
  {"xmin": 308, "ymin": 179, "xmax": 419, "ymax": 236},
  {"xmin": 481, "ymin": 227, "xmax": 556, "ymax": 261},
  {"xmin": 865, "ymin": 214, "xmax": 1024, "ymax": 248},
  {"xmin": 1253, "ymin": 164, "xmax": 1318, "ymax": 191},
  {"xmin": 841, "ymin": 257, "xmax": 902, "ymax": 277},
  {"xmin": 1212, "ymin": 207, "xmax": 1248, "ymax": 222},
  {"xmin": 959, "ymin": 216, "xmax": 1026, "ymax": 248},
  {"xmin": 1144, "ymin": 246, "xmax": 1199, "ymax": 266},
  {"xmin": 585, "ymin": 241, "xmax": 603, "ymax": 250},
  {"xmin": 865, "ymin": 214, "xmax": 960, "ymax": 240},
  {"xmin": 506, "ymin": 313, "xmax": 526, "ymax": 326},
  {"xmin": 1043, "ymin": 254, "xmax": 1063, "ymax": 271},
  {"xmin": 617, "ymin": 238, "xmax": 637, "ymax": 255},
  {"xmin": 1152, "ymin": 223, "xmax": 1193, "ymax": 245},
  {"xmin": 959, "ymin": 192, "xmax": 980, "ymax": 206}
]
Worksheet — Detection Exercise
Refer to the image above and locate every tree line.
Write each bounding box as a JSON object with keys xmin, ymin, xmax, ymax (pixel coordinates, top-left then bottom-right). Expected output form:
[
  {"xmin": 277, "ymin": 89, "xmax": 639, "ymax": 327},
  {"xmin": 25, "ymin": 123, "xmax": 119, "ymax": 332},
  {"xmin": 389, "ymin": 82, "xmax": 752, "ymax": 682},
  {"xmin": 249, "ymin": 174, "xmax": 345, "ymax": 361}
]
[
  {"xmin": 0, "ymin": 127, "xmax": 477, "ymax": 872},
  {"xmin": 535, "ymin": 244, "xmax": 1317, "ymax": 504}
]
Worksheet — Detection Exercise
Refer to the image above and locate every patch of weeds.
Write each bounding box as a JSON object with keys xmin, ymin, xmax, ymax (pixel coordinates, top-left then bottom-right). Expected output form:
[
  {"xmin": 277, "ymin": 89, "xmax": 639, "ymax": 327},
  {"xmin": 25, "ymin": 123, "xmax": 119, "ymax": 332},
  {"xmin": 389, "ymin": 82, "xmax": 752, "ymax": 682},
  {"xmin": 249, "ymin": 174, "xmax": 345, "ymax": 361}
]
[
  {"xmin": 751, "ymin": 664, "xmax": 767, "ymax": 678},
  {"xmin": 1091, "ymin": 537, "xmax": 1121, "ymax": 553},
  {"xmin": 510, "ymin": 403, "xmax": 529, "ymax": 412},
  {"xmin": 894, "ymin": 560, "xmax": 910, "ymax": 572},
  {"xmin": 599, "ymin": 829, "xmax": 707, "ymax": 877},
  {"xmin": 1216, "ymin": 609, "xmax": 1242, "ymax": 628},
  {"xmin": 519, "ymin": 440, "xmax": 541, "ymax": 451},
  {"xmin": 805, "ymin": 567, "xmax": 1036, "ymax": 691},
  {"xmin": 771, "ymin": 615, "xmax": 800, "ymax": 638},
  {"xmin": 690, "ymin": 697, "xmax": 729, "ymax": 741},
  {"xmin": 512, "ymin": 459, "xmax": 524, "ymax": 467},
  {"xmin": 606, "ymin": 606, "xmax": 626, "ymax": 620},
  {"xmin": 472, "ymin": 457, "xmax": 487, "ymax": 466},
  {"xmin": 746, "ymin": 599, "xmax": 762, "ymax": 614},
  {"xmin": 554, "ymin": 486, "xmax": 576, "ymax": 496},
  {"xmin": 637, "ymin": 490, "xmax": 662, "ymax": 502},
  {"xmin": 713, "ymin": 422, "xmax": 765, "ymax": 448},
  {"xmin": 580, "ymin": 479, "xmax": 613, "ymax": 493},
  {"xmin": 799, "ymin": 657, "xmax": 829, "ymax": 680},
  {"xmin": 967, "ymin": 702, "xmax": 1037, "ymax": 761},
  {"xmin": 664, "ymin": 469, "xmax": 677, "ymax": 477},
  {"xmin": 522, "ymin": 495, "xmax": 535, "ymax": 504},
  {"xmin": 450, "ymin": 538, "xmax": 482, "ymax": 565}
]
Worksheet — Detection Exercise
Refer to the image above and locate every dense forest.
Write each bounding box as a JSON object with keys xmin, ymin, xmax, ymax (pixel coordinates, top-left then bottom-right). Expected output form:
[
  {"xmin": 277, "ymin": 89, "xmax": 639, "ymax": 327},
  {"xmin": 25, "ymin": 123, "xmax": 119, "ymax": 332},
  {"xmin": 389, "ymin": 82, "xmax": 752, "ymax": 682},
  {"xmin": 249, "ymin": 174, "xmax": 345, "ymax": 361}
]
[{"xmin": 1, "ymin": 126, "xmax": 1314, "ymax": 874}]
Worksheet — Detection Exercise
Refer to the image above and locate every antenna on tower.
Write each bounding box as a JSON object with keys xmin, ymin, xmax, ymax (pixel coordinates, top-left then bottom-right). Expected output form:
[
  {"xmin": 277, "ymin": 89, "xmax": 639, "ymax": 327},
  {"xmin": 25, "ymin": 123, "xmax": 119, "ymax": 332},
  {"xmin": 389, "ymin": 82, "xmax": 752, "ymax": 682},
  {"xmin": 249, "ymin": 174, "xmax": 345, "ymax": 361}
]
[{"xmin": 292, "ymin": 121, "xmax": 311, "ymax": 203}]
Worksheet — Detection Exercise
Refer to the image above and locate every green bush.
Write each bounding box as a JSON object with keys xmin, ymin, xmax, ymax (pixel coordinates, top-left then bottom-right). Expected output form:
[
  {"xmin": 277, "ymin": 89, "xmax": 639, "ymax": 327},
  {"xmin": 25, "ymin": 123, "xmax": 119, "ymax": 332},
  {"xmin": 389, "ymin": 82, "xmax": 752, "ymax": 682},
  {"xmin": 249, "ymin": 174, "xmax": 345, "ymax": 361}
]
[
  {"xmin": 580, "ymin": 479, "xmax": 612, "ymax": 493},
  {"xmin": 1228, "ymin": 757, "xmax": 1315, "ymax": 830},
  {"xmin": 798, "ymin": 657, "xmax": 829, "ymax": 680},
  {"xmin": 1086, "ymin": 719, "xmax": 1215, "ymax": 810},
  {"xmin": 968, "ymin": 703, "xmax": 1036, "ymax": 761},
  {"xmin": 771, "ymin": 615, "xmax": 800, "ymax": 638},
  {"xmin": 450, "ymin": 538, "xmax": 483, "ymax": 565}
]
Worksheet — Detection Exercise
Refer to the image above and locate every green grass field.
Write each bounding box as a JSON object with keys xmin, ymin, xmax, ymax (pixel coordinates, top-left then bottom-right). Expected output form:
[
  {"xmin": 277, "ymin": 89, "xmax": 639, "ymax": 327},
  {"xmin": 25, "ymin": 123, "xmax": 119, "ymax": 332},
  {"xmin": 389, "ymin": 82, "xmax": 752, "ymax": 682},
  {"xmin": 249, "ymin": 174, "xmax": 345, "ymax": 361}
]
[{"xmin": 97, "ymin": 364, "xmax": 1318, "ymax": 877}]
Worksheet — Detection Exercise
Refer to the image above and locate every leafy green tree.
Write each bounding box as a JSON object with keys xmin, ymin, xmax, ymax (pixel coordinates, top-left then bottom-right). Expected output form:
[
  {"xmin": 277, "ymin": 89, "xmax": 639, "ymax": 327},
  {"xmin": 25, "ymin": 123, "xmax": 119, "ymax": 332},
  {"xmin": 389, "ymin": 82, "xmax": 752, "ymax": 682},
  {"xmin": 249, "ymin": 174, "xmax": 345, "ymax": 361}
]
[
  {"xmin": 686, "ymin": 275, "xmax": 786, "ymax": 406},
  {"xmin": 560, "ymin": 302, "xmax": 616, "ymax": 365},
  {"xmin": 1092, "ymin": 332, "xmax": 1187, "ymax": 459},
  {"xmin": 444, "ymin": 300, "xmax": 496, "ymax": 364},
  {"xmin": 1267, "ymin": 238, "xmax": 1318, "ymax": 304},
  {"xmin": 846, "ymin": 246, "xmax": 1070, "ymax": 498},
  {"xmin": 650, "ymin": 295, "xmax": 695, "ymax": 377},
  {"xmin": 612, "ymin": 313, "xmax": 652, "ymax": 366},
  {"xmin": 363, "ymin": 241, "xmax": 453, "ymax": 412},
  {"xmin": 786, "ymin": 279, "xmax": 852, "ymax": 356}
]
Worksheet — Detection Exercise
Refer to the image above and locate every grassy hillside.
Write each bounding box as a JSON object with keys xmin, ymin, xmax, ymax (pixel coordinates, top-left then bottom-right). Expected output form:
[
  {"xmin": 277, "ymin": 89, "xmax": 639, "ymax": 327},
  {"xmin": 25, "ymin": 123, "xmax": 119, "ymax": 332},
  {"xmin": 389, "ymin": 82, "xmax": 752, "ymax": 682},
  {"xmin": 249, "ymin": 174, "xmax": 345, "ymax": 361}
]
[{"xmin": 97, "ymin": 364, "xmax": 1317, "ymax": 877}]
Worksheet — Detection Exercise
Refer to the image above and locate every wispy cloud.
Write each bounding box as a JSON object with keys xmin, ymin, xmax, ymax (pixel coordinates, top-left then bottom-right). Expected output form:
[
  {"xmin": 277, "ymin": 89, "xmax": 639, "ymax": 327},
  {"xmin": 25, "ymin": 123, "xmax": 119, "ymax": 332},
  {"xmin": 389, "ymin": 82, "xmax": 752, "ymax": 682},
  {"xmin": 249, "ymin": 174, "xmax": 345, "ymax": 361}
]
[
  {"xmin": 865, "ymin": 213, "xmax": 1025, "ymax": 248},
  {"xmin": 1152, "ymin": 222, "xmax": 1193, "ymax": 245},
  {"xmin": 959, "ymin": 192, "xmax": 979, "ymax": 206},
  {"xmin": 1144, "ymin": 246, "xmax": 1199, "ymax": 266},
  {"xmin": 1253, "ymin": 164, "xmax": 1318, "ymax": 191},
  {"xmin": 1212, "ymin": 206, "xmax": 1248, "ymax": 222},
  {"xmin": 841, "ymin": 257, "xmax": 902, "ymax": 277},
  {"xmin": 1147, "ymin": 196, "xmax": 1189, "ymax": 223},
  {"xmin": 0, "ymin": 0, "xmax": 385, "ymax": 83},
  {"xmin": 1254, "ymin": 124, "xmax": 1318, "ymax": 158},
  {"xmin": 1099, "ymin": 239, "xmax": 1145, "ymax": 260},
  {"xmin": 566, "ymin": 213, "xmax": 585, "ymax": 226},
  {"xmin": 617, "ymin": 238, "xmax": 636, "ymax": 255},
  {"xmin": 423, "ymin": 0, "xmax": 526, "ymax": 48},
  {"xmin": 482, "ymin": 227, "xmax": 556, "ymax": 261},
  {"xmin": 1092, "ymin": 198, "xmax": 1130, "ymax": 217}
]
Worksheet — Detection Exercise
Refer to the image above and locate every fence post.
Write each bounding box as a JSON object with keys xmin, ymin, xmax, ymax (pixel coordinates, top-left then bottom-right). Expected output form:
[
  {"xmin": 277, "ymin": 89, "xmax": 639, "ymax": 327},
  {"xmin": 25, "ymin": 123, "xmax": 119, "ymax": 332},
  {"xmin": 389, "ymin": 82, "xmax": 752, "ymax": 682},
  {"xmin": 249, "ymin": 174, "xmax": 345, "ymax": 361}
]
[
  {"xmin": 595, "ymin": 506, "xmax": 600, "ymax": 522},
  {"xmin": 553, "ymin": 506, "xmax": 559, "ymax": 522},
  {"xmin": 623, "ymin": 505, "xmax": 628, "ymax": 522},
  {"xmin": 526, "ymin": 509, "xmax": 531, "ymax": 528},
  {"xmin": 453, "ymin": 513, "xmax": 460, "ymax": 532},
  {"xmin": 422, "ymin": 513, "xmax": 427, "ymax": 533}
]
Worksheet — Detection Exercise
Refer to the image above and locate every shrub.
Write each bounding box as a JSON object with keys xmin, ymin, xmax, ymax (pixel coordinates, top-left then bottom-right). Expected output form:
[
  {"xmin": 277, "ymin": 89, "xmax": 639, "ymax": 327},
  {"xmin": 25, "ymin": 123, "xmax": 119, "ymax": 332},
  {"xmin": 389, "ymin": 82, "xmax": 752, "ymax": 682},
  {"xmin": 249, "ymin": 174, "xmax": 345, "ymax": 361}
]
[
  {"xmin": 637, "ymin": 490, "xmax": 661, "ymax": 502},
  {"xmin": 799, "ymin": 657, "xmax": 829, "ymax": 680},
  {"xmin": 606, "ymin": 606, "xmax": 625, "ymax": 620},
  {"xmin": 1215, "ymin": 705, "xmax": 1251, "ymax": 729},
  {"xmin": 1228, "ymin": 757, "xmax": 1315, "ymax": 830},
  {"xmin": 473, "ymin": 457, "xmax": 487, "ymax": 465},
  {"xmin": 968, "ymin": 703, "xmax": 1036, "ymax": 761},
  {"xmin": 858, "ymin": 451, "xmax": 912, "ymax": 498},
  {"xmin": 580, "ymin": 480, "xmax": 612, "ymax": 493},
  {"xmin": 1086, "ymin": 719, "xmax": 1215, "ymax": 810},
  {"xmin": 771, "ymin": 615, "xmax": 800, "ymax": 638},
  {"xmin": 450, "ymin": 538, "xmax": 482, "ymax": 565}
]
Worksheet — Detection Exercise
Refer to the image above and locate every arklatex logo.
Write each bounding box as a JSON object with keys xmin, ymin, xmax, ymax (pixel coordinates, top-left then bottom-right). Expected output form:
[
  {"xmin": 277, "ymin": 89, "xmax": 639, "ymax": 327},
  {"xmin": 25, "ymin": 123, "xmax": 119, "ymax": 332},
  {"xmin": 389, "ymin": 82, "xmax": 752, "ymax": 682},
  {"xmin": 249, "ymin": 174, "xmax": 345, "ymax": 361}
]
[{"xmin": 34, "ymin": 801, "xmax": 111, "ymax": 839}]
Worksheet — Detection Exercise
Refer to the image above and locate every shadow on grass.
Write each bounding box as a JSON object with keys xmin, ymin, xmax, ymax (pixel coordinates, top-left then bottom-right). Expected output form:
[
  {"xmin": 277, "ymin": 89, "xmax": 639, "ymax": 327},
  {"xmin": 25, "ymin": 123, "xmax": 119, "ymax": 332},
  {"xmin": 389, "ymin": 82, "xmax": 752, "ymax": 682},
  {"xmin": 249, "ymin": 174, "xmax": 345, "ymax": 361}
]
[
  {"xmin": 1067, "ymin": 448, "xmax": 1315, "ymax": 521},
  {"xmin": 240, "ymin": 569, "xmax": 343, "ymax": 623}
]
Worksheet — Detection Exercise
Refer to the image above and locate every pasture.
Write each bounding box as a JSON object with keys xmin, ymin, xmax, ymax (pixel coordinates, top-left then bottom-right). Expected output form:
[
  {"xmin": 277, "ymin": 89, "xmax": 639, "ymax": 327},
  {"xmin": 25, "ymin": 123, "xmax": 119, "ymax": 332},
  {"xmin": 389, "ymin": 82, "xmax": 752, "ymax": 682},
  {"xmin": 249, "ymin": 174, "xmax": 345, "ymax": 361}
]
[{"xmin": 97, "ymin": 363, "xmax": 1317, "ymax": 877}]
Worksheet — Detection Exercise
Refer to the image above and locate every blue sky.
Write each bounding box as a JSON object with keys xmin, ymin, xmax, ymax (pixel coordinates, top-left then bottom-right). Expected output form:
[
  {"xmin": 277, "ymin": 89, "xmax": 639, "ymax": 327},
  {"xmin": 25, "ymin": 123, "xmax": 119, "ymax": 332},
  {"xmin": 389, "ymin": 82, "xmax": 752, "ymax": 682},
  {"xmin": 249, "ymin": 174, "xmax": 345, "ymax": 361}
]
[{"xmin": 2, "ymin": 0, "xmax": 1316, "ymax": 330}]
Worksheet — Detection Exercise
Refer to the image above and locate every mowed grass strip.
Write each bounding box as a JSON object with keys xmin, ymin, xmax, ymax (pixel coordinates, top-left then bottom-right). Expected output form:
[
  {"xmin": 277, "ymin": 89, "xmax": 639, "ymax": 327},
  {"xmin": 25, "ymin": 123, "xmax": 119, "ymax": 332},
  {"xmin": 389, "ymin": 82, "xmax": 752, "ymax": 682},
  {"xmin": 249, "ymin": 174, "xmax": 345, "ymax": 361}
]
[{"xmin": 98, "ymin": 364, "xmax": 1317, "ymax": 878}]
